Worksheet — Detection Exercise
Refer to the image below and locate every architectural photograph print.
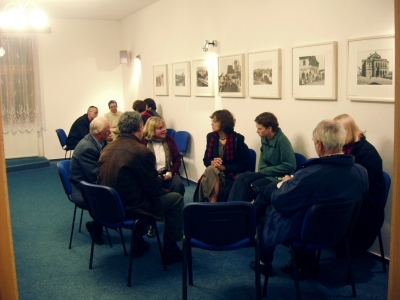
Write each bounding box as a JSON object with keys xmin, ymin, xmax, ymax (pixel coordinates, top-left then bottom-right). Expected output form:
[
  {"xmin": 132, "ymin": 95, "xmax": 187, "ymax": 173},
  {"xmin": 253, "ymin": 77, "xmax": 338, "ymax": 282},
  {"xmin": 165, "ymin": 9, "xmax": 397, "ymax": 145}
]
[
  {"xmin": 292, "ymin": 41, "xmax": 337, "ymax": 100},
  {"xmin": 172, "ymin": 61, "xmax": 191, "ymax": 96},
  {"xmin": 218, "ymin": 53, "xmax": 245, "ymax": 97},
  {"xmin": 248, "ymin": 49, "xmax": 281, "ymax": 99},
  {"xmin": 153, "ymin": 64, "xmax": 169, "ymax": 96},
  {"xmin": 192, "ymin": 59, "xmax": 214, "ymax": 97},
  {"xmin": 347, "ymin": 35, "xmax": 394, "ymax": 102}
]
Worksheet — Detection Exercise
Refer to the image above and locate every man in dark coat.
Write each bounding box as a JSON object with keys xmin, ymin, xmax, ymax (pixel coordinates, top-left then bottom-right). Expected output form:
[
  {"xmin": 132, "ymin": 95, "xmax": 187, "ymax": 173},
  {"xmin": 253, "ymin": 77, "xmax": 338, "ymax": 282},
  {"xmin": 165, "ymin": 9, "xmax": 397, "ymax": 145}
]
[
  {"xmin": 97, "ymin": 111, "xmax": 184, "ymax": 264},
  {"xmin": 66, "ymin": 106, "xmax": 98, "ymax": 149},
  {"xmin": 251, "ymin": 119, "xmax": 369, "ymax": 278},
  {"xmin": 69, "ymin": 116, "xmax": 110, "ymax": 245}
]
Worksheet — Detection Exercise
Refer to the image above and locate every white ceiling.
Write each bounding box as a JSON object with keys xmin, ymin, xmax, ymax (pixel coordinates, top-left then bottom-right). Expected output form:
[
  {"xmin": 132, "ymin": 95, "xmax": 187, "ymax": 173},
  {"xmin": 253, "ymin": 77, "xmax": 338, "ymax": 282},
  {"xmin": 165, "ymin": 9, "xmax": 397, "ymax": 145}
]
[{"xmin": 0, "ymin": 0, "xmax": 160, "ymax": 21}]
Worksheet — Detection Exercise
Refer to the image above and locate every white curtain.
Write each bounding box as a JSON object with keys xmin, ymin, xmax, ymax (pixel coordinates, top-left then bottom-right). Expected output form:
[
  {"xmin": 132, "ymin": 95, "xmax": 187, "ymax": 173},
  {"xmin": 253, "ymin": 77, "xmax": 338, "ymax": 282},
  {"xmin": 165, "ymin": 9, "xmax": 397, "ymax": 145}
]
[{"xmin": 0, "ymin": 34, "xmax": 43, "ymax": 133}]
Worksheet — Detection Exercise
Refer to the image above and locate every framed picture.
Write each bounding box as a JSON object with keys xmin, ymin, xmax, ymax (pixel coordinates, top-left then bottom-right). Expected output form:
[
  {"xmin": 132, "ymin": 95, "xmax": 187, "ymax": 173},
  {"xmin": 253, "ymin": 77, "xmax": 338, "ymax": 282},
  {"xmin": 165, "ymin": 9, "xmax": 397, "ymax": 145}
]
[
  {"xmin": 153, "ymin": 64, "xmax": 168, "ymax": 96},
  {"xmin": 248, "ymin": 49, "xmax": 282, "ymax": 98},
  {"xmin": 347, "ymin": 35, "xmax": 394, "ymax": 102},
  {"xmin": 292, "ymin": 41, "xmax": 337, "ymax": 100},
  {"xmin": 218, "ymin": 53, "xmax": 245, "ymax": 97},
  {"xmin": 172, "ymin": 61, "xmax": 191, "ymax": 96},
  {"xmin": 192, "ymin": 59, "xmax": 214, "ymax": 97}
]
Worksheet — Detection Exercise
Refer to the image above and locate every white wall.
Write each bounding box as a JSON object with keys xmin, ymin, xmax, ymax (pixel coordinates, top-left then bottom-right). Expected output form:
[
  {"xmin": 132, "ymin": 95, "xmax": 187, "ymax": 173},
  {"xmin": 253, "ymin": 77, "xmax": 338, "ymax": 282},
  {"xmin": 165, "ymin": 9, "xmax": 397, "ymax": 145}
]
[
  {"xmin": 36, "ymin": 19, "xmax": 124, "ymax": 159},
  {"xmin": 121, "ymin": 0, "xmax": 395, "ymax": 256}
]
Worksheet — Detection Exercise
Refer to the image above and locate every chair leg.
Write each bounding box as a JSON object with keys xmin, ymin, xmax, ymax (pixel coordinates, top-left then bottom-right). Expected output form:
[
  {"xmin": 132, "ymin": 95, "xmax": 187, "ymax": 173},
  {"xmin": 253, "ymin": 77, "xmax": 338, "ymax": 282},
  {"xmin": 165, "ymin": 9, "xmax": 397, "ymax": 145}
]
[
  {"xmin": 118, "ymin": 228, "xmax": 128, "ymax": 256},
  {"xmin": 344, "ymin": 238, "xmax": 357, "ymax": 298},
  {"xmin": 255, "ymin": 240, "xmax": 261, "ymax": 300},
  {"xmin": 290, "ymin": 246, "xmax": 302, "ymax": 300},
  {"xmin": 69, "ymin": 205, "xmax": 78, "ymax": 249},
  {"xmin": 188, "ymin": 247, "xmax": 193, "ymax": 285},
  {"xmin": 377, "ymin": 231, "xmax": 387, "ymax": 273},
  {"xmin": 153, "ymin": 222, "xmax": 167, "ymax": 270},
  {"xmin": 127, "ymin": 227, "xmax": 135, "ymax": 287},
  {"xmin": 78, "ymin": 209, "xmax": 84, "ymax": 232},
  {"xmin": 89, "ymin": 238, "xmax": 95, "ymax": 269},
  {"xmin": 181, "ymin": 154, "xmax": 190, "ymax": 186},
  {"xmin": 105, "ymin": 227, "xmax": 112, "ymax": 247},
  {"xmin": 182, "ymin": 239, "xmax": 188, "ymax": 300}
]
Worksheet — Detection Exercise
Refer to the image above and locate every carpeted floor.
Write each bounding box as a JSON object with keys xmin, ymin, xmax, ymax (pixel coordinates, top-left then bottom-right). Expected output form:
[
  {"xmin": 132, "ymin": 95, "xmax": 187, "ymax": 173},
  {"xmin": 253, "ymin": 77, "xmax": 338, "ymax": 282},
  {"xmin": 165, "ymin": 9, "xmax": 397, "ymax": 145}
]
[{"xmin": 7, "ymin": 161, "xmax": 388, "ymax": 299}]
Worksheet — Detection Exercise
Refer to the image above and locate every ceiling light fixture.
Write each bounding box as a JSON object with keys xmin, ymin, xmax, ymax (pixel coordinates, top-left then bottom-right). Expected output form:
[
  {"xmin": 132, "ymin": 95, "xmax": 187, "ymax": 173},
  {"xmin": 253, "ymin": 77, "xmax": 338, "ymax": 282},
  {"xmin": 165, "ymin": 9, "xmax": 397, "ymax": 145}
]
[
  {"xmin": 202, "ymin": 40, "xmax": 217, "ymax": 52},
  {"xmin": 0, "ymin": 1, "xmax": 50, "ymax": 33}
]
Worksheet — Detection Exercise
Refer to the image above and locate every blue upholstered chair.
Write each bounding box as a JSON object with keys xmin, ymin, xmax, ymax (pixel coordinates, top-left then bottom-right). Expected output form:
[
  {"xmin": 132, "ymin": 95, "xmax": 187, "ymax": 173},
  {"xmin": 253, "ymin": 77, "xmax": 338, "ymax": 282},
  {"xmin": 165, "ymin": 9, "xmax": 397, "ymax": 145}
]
[
  {"xmin": 174, "ymin": 131, "xmax": 190, "ymax": 185},
  {"xmin": 166, "ymin": 128, "xmax": 176, "ymax": 137},
  {"xmin": 294, "ymin": 152, "xmax": 307, "ymax": 171},
  {"xmin": 182, "ymin": 202, "xmax": 261, "ymax": 300},
  {"xmin": 56, "ymin": 128, "xmax": 74, "ymax": 159},
  {"xmin": 248, "ymin": 148, "xmax": 257, "ymax": 172}
]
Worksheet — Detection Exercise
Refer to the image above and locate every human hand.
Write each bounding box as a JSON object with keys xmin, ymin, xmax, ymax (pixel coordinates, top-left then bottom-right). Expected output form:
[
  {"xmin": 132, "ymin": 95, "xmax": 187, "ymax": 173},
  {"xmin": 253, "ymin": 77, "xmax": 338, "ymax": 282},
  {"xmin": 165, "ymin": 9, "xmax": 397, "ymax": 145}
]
[
  {"xmin": 163, "ymin": 172, "xmax": 172, "ymax": 181},
  {"xmin": 212, "ymin": 157, "xmax": 223, "ymax": 167},
  {"xmin": 281, "ymin": 175, "xmax": 293, "ymax": 182}
]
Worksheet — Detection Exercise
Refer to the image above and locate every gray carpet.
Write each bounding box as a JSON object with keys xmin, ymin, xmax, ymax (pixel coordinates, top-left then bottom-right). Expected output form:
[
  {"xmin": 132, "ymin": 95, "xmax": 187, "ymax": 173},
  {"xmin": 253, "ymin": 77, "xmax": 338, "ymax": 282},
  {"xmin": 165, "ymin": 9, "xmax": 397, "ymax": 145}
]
[{"xmin": 7, "ymin": 161, "xmax": 388, "ymax": 299}]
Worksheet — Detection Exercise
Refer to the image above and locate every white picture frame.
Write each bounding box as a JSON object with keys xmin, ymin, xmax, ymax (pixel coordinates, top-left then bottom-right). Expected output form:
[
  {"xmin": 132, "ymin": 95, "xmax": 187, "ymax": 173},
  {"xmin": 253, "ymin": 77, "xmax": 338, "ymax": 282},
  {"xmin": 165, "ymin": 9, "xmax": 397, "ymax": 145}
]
[
  {"xmin": 172, "ymin": 61, "xmax": 191, "ymax": 96},
  {"xmin": 153, "ymin": 64, "xmax": 168, "ymax": 96},
  {"xmin": 347, "ymin": 35, "xmax": 394, "ymax": 102},
  {"xmin": 192, "ymin": 59, "xmax": 214, "ymax": 97},
  {"xmin": 292, "ymin": 41, "xmax": 337, "ymax": 100},
  {"xmin": 248, "ymin": 49, "xmax": 282, "ymax": 98},
  {"xmin": 218, "ymin": 53, "xmax": 245, "ymax": 98}
]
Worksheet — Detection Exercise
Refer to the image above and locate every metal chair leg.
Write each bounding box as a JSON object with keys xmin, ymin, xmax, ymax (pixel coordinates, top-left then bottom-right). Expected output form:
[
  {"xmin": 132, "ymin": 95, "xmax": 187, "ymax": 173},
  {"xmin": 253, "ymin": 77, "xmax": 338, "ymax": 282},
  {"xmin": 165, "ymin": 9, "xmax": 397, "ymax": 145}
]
[
  {"xmin": 69, "ymin": 205, "xmax": 78, "ymax": 249},
  {"xmin": 181, "ymin": 154, "xmax": 190, "ymax": 186},
  {"xmin": 377, "ymin": 231, "xmax": 387, "ymax": 273}
]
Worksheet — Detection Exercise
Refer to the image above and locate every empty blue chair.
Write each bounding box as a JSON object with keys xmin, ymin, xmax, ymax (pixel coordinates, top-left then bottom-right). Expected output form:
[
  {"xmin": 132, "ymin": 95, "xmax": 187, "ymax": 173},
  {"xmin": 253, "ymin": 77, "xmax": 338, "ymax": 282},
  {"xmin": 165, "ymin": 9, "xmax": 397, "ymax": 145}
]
[
  {"xmin": 56, "ymin": 128, "xmax": 74, "ymax": 159},
  {"xmin": 174, "ymin": 131, "xmax": 190, "ymax": 185},
  {"xmin": 166, "ymin": 128, "xmax": 176, "ymax": 137},
  {"xmin": 294, "ymin": 152, "xmax": 307, "ymax": 171}
]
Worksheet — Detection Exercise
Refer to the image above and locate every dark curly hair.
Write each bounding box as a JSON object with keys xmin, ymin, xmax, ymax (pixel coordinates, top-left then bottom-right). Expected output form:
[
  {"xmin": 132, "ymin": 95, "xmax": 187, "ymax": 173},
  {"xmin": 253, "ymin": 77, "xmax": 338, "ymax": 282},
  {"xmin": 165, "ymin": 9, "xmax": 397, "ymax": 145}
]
[{"xmin": 210, "ymin": 109, "xmax": 235, "ymax": 133}]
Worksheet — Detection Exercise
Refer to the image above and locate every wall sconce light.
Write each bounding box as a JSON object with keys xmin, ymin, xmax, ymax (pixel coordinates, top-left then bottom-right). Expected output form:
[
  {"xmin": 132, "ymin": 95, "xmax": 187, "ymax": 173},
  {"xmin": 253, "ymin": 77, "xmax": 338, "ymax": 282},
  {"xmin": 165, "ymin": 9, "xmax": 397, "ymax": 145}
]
[
  {"xmin": 136, "ymin": 55, "xmax": 141, "ymax": 60},
  {"xmin": 202, "ymin": 40, "xmax": 217, "ymax": 52},
  {"xmin": 0, "ymin": 1, "xmax": 50, "ymax": 33},
  {"xmin": 120, "ymin": 50, "xmax": 130, "ymax": 64}
]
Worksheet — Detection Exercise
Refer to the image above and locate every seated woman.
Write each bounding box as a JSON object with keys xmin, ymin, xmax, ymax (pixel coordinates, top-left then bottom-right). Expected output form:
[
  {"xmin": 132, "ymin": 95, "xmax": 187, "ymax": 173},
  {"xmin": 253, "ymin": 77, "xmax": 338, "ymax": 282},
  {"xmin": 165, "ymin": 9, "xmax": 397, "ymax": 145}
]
[
  {"xmin": 334, "ymin": 114, "xmax": 386, "ymax": 258},
  {"xmin": 195, "ymin": 109, "xmax": 249, "ymax": 202},
  {"xmin": 142, "ymin": 116, "xmax": 185, "ymax": 196}
]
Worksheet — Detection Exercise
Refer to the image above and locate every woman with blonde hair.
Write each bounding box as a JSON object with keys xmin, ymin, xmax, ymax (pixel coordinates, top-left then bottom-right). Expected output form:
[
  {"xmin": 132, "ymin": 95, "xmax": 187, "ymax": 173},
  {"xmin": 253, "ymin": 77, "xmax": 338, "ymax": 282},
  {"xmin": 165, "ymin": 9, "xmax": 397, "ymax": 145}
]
[
  {"xmin": 334, "ymin": 113, "xmax": 386, "ymax": 258},
  {"xmin": 142, "ymin": 117, "xmax": 185, "ymax": 196}
]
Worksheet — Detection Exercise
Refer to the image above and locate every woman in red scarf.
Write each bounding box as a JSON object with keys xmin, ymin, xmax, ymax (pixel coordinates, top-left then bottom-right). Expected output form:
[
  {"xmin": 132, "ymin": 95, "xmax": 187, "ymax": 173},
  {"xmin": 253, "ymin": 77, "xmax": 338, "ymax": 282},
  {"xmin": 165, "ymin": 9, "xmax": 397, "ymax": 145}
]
[{"xmin": 196, "ymin": 109, "xmax": 250, "ymax": 202}]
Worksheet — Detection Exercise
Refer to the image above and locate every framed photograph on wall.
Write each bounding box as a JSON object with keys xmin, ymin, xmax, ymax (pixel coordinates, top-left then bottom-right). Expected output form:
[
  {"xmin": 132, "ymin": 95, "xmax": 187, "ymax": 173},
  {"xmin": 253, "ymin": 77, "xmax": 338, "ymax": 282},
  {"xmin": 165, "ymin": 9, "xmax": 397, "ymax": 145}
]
[
  {"xmin": 172, "ymin": 61, "xmax": 191, "ymax": 96},
  {"xmin": 153, "ymin": 64, "xmax": 168, "ymax": 96},
  {"xmin": 248, "ymin": 49, "xmax": 282, "ymax": 98},
  {"xmin": 192, "ymin": 59, "xmax": 214, "ymax": 97},
  {"xmin": 347, "ymin": 35, "xmax": 394, "ymax": 102},
  {"xmin": 292, "ymin": 41, "xmax": 337, "ymax": 100},
  {"xmin": 218, "ymin": 53, "xmax": 245, "ymax": 97}
]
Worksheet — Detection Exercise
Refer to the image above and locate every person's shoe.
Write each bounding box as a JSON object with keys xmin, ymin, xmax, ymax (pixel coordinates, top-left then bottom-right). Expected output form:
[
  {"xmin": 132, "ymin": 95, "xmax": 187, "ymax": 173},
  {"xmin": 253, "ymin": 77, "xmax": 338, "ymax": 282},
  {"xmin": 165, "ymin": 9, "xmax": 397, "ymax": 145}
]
[
  {"xmin": 281, "ymin": 260, "xmax": 293, "ymax": 274},
  {"xmin": 147, "ymin": 225, "xmax": 155, "ymax": 238},
  {"xmin": 131, "ymin": 236, "xmax": 150, "ymax": 258},
  {"xmin": 164, "ymin": 248, "xmax": 183, "ymax": 265},
  {"xmin": 291, "ymin": 262, "xmax": 320, "ymax": 281},
  {"xmin": 85, "ymin": 221, "xmax": 104, "ymax": 245},
  {"xmin": 250, "ymin": 261, "xmax": 273, "ymax": 276}
]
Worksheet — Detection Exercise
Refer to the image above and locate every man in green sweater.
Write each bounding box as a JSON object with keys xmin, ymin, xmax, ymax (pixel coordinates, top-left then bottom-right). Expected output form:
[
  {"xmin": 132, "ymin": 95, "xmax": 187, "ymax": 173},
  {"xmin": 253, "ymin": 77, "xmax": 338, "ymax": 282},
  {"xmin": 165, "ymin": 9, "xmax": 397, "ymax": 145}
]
[{"xmin": 227, "ymin": 112, "xmax": 296, "ymax": 202}]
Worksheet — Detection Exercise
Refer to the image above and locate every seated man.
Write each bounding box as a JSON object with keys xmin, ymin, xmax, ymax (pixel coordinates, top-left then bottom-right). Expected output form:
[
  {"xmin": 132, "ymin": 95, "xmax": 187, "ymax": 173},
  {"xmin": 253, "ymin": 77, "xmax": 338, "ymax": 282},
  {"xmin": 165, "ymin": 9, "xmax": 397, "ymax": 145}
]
[
  {"xmin": 104, "ymin": 100, "xmax": 123, "ymax": 141},
  {"xmin": 97, "ymin": 111, "xmax": 184, "ymax": 264},
  {"xmin": 66, "ymin": 106, "xmax": 99, "ymax": 149},
  {"xmin": 251, "ymin": 119, "xmax": 369, "ymax": 277},
  {"xmin": 228, "ymin": 112, "xmax": 296, "ymax": 202},
  {"xmin": 69, "ymin": 116, "xmax": 110, "ymax": 245}
]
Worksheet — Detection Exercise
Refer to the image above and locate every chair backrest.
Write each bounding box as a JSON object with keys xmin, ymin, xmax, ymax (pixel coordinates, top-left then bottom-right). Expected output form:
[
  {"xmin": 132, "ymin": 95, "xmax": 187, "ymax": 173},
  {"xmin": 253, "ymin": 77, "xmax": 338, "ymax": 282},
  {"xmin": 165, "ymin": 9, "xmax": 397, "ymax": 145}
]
[
  {"xmin": 294, "ymin": 152, "xmax": 307, "ymax": 171},
  {"xmin": 183, "ymin": 202, "xmax": 256, "ymax": 250},
  {"xmin": 248, "ymin": 148, "xmax": 257, "ymax": 172},
  {"xmin": 166, "ymin": 128, "xmax": 176, "ymax": 137},
  {"xmin": 298, "ymin": 198, "xmax": 361, "ymax": 247},
  {"xmin": 55, "ymin": 129, "xmax": 67, "ymax": 148},
  {"xmin": 382, "ymin": 171, "xmax": 391, "ymax": 207},
  {"xmin": 57, "ymin": 160, "xmax": 72, "ymax": 197},
  {"xmin": 80, "ymin": 181, "xmax": 126, "ymax": 225},
  {"xmin": 174, "ymin": 131, "xmax": 190, "ymax": 154}
]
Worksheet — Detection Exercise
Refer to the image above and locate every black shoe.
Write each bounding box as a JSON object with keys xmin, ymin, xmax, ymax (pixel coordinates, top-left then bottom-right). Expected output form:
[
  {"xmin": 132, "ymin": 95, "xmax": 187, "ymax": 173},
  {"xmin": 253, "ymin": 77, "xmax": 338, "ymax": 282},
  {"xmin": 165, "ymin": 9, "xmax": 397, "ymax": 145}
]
[
  {"xmin": 250, "ymin": 261, "xmax": 273, "ymax": 276},
  {"xmin": 147, "ymin": 225, "xmax": 155, "ymax": 238},
  {"xmin": 86, "ymin": 221, "xmax": 104, "ymax": 245},
  {"xmin": 281, "ymin": 260, "xmax": 293, "ymax": 274},
  {"xmin": 131, "ymin": 236, "xmax": 150, "ymax": 258},
  {"xmin": 164, "ymin": 248, "xmax": 183, "ymax": 265}
]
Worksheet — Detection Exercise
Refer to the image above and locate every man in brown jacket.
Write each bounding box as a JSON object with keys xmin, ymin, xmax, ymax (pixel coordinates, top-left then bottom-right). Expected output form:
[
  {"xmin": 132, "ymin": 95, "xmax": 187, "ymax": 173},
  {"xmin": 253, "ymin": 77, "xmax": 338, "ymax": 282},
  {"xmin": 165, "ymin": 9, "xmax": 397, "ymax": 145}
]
[{"xmin": 97, "ymin": 111, "xmax": 184, "ymax": 264}]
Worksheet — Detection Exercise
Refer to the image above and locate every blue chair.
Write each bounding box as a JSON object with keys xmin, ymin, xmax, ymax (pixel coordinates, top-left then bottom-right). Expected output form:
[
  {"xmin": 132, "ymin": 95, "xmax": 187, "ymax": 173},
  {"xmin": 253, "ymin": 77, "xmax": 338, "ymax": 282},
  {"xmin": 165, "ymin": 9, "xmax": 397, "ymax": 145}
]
[
  {"xmin": 56, "ymin": 129, "xmax": 74, "ymax": 159},
  {"xmin": 378, "ymin": 171, "xmax": 391, "ymax": 273},
  {"xmin": 80, "ymin": 181, "xmax": 167, "ymax": 287},
  {"xmin": 263, "ymin": 197, "xmax": 362, "ymax": 299},
  {"xmin": 166, "ymin": 128, "xmax": 176, "ymax": 137},
  {"xmin": 57, "ymin": 160, "xmax": 89, "ymax": 249},
  {"xmin": 182, "ymin": 202, "xmax": 261, "ymax": 300},
  {"xmin": 294, "ymin": 152, "xmax": 307, "ymax": 171},
  {"xmin": 174, "ymin": 131, "xmax": 190, "ymax": 186},
  {"xmin": 248, "ymin": 148, "xmax": 257, "ymax": 172}
]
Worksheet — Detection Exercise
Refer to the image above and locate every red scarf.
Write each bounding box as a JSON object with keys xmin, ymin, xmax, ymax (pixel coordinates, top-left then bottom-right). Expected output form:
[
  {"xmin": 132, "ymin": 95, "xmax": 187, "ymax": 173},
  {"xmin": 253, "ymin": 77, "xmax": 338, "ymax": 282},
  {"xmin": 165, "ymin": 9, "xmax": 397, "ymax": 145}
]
[{"xmin": 207, "ymin": 132, "xmax": 235, "ymax": 162}]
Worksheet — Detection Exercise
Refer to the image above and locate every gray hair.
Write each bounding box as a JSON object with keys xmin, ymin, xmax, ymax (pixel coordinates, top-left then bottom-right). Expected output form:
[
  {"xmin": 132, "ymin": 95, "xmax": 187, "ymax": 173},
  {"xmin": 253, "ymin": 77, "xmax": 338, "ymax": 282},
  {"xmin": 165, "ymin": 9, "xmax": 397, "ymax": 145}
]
[
  {"xmin": 90, "ymin": 116, "xmax": 109, "ymax": 135},
  {"xmin": 312, "ymin": 119, "xmax": 347, "ymax": 152},
  {"xmin": 118, "ymin": 111, "xmax": 143, "ymax": 134}
]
